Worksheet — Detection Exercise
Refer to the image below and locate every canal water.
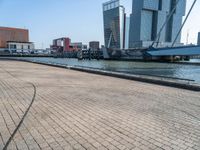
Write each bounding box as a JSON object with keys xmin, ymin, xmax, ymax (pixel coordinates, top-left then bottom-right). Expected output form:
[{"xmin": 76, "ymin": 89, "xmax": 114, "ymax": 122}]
[{"xmin": 18, "ymin": 57, "xmax": 200, "ymax": 84}]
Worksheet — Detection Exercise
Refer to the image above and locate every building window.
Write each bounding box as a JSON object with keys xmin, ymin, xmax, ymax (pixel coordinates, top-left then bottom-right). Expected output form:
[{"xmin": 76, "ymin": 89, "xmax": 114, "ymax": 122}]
[
  {"xmin": 171, "ymin": 0, "xmax": 176, "ymax": 13},
  {"xmin": 28, "ymin": 45, "xmax": 30, "ymax": 49},
  {"xmin": 159, "ymin": 0, "xmax": 162, "ymax": 10},
  {"xmin": 21, "ymin": 45, "xmax": 24, "ymax": 49},
  {"xmin": 10, "ymin": 44, "xmax": 16, "ymax": 49}
]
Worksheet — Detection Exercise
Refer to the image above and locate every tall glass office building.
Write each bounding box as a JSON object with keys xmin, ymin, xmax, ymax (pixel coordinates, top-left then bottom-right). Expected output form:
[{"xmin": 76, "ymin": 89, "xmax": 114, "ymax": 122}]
[
  {"xmin": 103, "ymin": 0, "xmax": 127, "ymax": 49},
  {"xmin": 129, "ymin": 0, "xmax": 186, "ymax": 48}
]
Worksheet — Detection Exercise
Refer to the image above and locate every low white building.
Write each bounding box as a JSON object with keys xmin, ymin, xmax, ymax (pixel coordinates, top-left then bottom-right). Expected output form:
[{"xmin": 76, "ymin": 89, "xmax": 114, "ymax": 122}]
[{"xmin": 7, "ymin": 41, "xmax": 34, "ymax": 52}]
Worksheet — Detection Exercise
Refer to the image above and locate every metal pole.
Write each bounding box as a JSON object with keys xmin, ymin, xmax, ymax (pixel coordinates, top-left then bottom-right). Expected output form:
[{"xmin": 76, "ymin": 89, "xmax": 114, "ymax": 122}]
[
  {"xmin": 151, "ymin": 0, "xmax": 181, "ymax": 47},
  {"xmin": 172, "ymin": 0, "xmax": 197, "ymax": 47}
]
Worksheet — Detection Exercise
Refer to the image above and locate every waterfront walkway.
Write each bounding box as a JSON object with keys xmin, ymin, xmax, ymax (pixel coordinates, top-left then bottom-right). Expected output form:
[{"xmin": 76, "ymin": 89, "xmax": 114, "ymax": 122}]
[{"xmin": 0, "ymin": 60, "xmax": 199, "ymax": 150}]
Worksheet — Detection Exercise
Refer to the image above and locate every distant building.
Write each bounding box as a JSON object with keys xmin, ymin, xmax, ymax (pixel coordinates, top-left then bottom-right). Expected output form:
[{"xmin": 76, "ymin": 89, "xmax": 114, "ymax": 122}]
[
  {"xmin": 51, "ymin": 38, "xmax": 71, "ymax": 52},
  {"xmin": 71, "ymin": 42, "xmax": 87, "ymax": 51},
  {"xmin": 129, "ymin": 0, "xmax": 186, "ymax": 48},
  {"xmin": 51, "ymin": 38, "xmax": 87, "ymax": 52},
  {"xmin": 198, "ymin": 32, "xmax": 200, "ymax": 45},
  {"xmin": 89, "ymin": 41, "xmax": 100, "ymax": 50},
  {"xmin": 103, "ymin": 0, "xmax": 128, "ymax": 49},
  {"xmin": 0, "ymin": 27, "xmax": 31, "ymax": 49},
  {"xmin": 7, "ymin": 41, "xmax": 34, "ymax": 51}
]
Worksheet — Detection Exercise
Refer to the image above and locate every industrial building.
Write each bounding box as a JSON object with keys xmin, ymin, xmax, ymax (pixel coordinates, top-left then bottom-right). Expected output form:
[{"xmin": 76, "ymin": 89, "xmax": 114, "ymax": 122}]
[
  {"xmin": 0, "ymin": 27, "xmax": 34, "ymax": 52},
  {"xmin": 129, "ymin": 0, "xmax": 186, "ymax": 48},
  {"xmin": 51, "ymin": 38, "xmax": 87, "ymax": 52},
  {"xmin": 103, "ymin": 0, "xmax": 129, "ymax": 49},
  {"xmin": 51, "ymin": 38, "xmax": 72, "ymax": 52},
  {"xmin": 0, "ymin": 27, "xmax": 29, "ymax": 48},
  {"xmin": 51, "ymin": 37, "xmax": 88, "ymax": 58},
  {"xmin": 198, "ymin": 32, "xmax": 200, "ymax": 45}
]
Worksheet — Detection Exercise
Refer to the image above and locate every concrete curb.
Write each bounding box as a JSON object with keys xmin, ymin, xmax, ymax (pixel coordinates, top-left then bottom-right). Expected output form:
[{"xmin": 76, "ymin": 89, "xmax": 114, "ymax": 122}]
[{"xmin": 1, "ymin": 58, "xmax": 200, "ymax": 92}]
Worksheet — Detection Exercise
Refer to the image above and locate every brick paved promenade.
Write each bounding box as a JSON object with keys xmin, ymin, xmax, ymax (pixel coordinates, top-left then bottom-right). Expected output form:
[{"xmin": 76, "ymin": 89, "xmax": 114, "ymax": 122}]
[{"xmin": 0, "ymin": 60, "xmax": 199, "ymax": 150}]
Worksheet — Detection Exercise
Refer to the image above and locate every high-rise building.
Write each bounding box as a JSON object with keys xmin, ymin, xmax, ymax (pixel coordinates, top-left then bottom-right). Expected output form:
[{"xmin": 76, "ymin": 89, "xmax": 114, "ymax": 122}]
[
  {"xmin": 103, "ymin": 0, "xmax": 127, "ymax": 49},
  {"xmin": 129, "ymin": 0, "xmax": 186, "ymax": 48},
  {"xmin": 197, "ymin": 32, "xmax": 200, "ymax": 45}
]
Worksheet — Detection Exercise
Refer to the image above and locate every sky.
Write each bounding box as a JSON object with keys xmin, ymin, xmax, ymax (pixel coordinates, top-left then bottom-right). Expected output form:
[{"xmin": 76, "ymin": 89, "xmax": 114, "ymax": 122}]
[{"xmin": 0, "ymin": 0, "xmax": 199, "ymax": 49}]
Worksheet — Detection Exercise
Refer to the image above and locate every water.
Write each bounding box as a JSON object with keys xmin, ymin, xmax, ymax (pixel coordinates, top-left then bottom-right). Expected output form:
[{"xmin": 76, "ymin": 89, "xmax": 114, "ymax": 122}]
[{"xmin": 17, "ymin": 57, "xmax": 200, "ymax": 84}]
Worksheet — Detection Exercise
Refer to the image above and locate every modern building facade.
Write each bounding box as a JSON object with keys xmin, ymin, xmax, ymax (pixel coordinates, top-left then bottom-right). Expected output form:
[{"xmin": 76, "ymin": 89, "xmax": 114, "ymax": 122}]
[
  {"xmin": 198, "ymin": 32, "xmax": 200, "ymax": 45},
  {"xmin": 103, "ymin": 0, "xmax": 128, "ymax": 49},
  {"xmin": 129, "ymin": 0, "xmax": 186, "ymax": 48},
  {"xmin": 0, "ymin": 27, "xmax": 29, "ymax": 48}
]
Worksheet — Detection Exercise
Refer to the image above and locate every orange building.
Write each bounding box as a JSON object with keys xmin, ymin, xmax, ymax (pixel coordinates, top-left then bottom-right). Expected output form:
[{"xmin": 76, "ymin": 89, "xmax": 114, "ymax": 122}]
[{"xmin": 0, "ymin": 27, "xmax": 29, "ymax": 48}]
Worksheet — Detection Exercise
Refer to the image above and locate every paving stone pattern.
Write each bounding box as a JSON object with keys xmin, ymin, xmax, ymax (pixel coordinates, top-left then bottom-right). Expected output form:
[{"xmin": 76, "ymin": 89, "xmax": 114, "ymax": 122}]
[{"xmin": 0, "ymin": 60, "xmax": 200, "ymax": 150}]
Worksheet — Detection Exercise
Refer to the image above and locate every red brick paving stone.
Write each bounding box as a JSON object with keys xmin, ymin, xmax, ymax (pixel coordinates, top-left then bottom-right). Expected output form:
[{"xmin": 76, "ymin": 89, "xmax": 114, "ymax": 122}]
[{"xmin": 0, "ymin": 60, "xmax": 200, "ymax": 150}]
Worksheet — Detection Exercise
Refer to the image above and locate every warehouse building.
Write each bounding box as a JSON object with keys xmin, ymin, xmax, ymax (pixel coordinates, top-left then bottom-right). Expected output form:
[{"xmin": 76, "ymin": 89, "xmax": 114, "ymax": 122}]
[{"xmin": 0, "ymin": 27, "xmax": 34, "ymax": 52}]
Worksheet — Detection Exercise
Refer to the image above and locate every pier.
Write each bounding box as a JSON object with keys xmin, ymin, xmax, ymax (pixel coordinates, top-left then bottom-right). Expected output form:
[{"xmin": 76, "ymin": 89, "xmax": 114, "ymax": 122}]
[{"xmin": 0, "ymin": 60, "xmax": 200, "ymax": 150}]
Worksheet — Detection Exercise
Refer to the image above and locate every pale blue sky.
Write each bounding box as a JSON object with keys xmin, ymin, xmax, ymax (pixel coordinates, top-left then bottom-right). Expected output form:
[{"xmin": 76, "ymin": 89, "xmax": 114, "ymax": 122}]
[{"xmin": 0, "ymin": 0, "xmax": 199, "ymax": 48}]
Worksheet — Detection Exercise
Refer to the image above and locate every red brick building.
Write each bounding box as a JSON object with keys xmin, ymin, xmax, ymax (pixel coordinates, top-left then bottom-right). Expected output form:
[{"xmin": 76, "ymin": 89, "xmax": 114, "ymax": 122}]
[{"xmin": 0, "ymin": 27, "xmax": 29, "ymax": 48}]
